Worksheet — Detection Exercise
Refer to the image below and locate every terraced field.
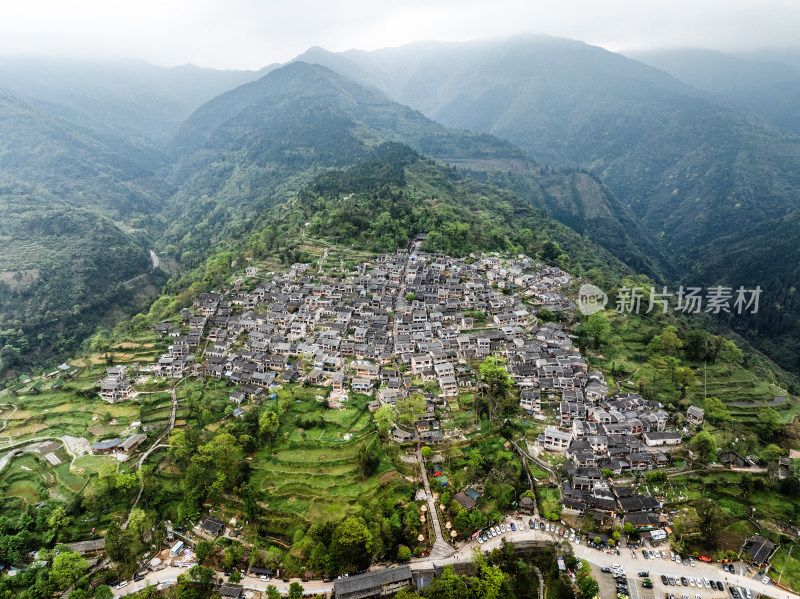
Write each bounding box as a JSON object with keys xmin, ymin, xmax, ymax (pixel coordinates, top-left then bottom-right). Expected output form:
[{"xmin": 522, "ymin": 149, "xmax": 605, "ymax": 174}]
[{"xmin": 247, "ymin": 388, "xmax": 413, "ymax": 539}]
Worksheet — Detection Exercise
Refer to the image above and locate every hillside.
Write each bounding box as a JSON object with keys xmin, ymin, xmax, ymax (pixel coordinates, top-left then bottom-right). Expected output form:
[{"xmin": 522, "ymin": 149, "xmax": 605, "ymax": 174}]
[
  {"xmin": 163, "ymin": 62, "xmax": 663, "ymax": 280},
  {"xmin": 0, "ymin": 57, "xmax": 269, "ymax": 144},
  {"xmin": 627, "ymin": 48, "xmax": 800, "ymax": 136},
  {"xmin": 292, "ymin": 36, "xmax": 800, "ymax": 373},
  {"xmin": 0, "ymin": 92, "xmax": 169, "ymax": 373}
]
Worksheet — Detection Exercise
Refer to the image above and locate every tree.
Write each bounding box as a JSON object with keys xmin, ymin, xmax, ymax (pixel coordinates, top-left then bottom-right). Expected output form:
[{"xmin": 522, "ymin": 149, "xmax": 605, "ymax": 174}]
[
  {"xmin": 421, "ymin": 446, "xmax": 433, "ymax": 460},
  {"xmin": 195, "ymin": 540, "xmax": 213, "ymax": 564},
  {"xmin": 704, "ymin": 397, "xmax": 731, "ymax": 425},
  {"xmin": 405, "ymin": 293, "xmax": 416, "ymax": 303},
  {"xmin": 288, "ymin": 582, "xmax": 304, "ymax": 599},
  {"xmin": 647, "ymin": 326, "xmax": 683, "ymax": 357},
  {"xmin": 332, "ymin": 516, "xmax": 373, "ymax": 568},
  {"xmin": 674, "ymin": 366, "xmax": 696, "ymax": 396},
  {"xmin": 695, "ymin": 498, "xmax": 726, "ymax": 545},
  {"xmin": 690, "ymin": 431, "xmax": 717, "ymax": 463},
  {"xmin": 479, "ymin": 356, "xmax": 514, "ymax": 422},
  {"xmin": 757, "ymin": 407, "xmax": 782, "ymax": 440},
  {"xmin": 259, "ymin": 410, "xmax": 281, "ymax": 443},
  {"xmin": 357, "ymin": 444, "xmax": 380, "ymax": 478},
  {"xmin": 48, "ymin": 506, "xmax": 70, "ymax": 534},
  {"xmin": 49, "ymin": 550, "xmax": 87, "ymax": 590},
  {"xmin": 397, "ymin": 545, "xmax": 412, "ymax": 561},
  {"xmin": 127, "ymin": 508, "xmax": 147, "ymax": 537},
  {"xmin": 454, "ymin": 510, "xmax": 473, "ymax": 535},
  {"xmin": 94, "ymin": 586, "xmax": 113, "ymax": 599},
  {"xmin": 229, "ymin": 570, "xmax": 242, "ymax": 583},
  {"xmin": 265, "ymin": 585, "xmax": 281, "ymax": 599},
  {"xmin": 624, "ymin": 522, "xmax": 634, "ymax": 535},
  {"xmin": 374, "ymin": 404, "xmax": 396, "ymax": 438},
  {"xmin": 584, "ymin": 312, "xmax": 611, "ymax": 348}
]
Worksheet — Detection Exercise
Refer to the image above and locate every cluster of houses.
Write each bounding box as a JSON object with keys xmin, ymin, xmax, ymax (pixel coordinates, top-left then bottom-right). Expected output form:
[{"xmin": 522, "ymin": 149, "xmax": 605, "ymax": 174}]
[{"xmin": 142, "ymin": 250, "xmax": 575, "ymax": 444}]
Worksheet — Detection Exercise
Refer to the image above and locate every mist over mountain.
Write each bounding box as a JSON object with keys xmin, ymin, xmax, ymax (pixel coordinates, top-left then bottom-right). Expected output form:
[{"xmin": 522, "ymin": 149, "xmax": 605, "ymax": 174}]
[
  {"xmin": 291, "ymin": 35, "xmax": 800, "ymax": 372},
  {"xmin": 627, "ymin": 48, "xmax": 800, "ymax": 136},
  {"xmin": 0, "ymin": 57, "xmax": 269, "ymax": 144}
]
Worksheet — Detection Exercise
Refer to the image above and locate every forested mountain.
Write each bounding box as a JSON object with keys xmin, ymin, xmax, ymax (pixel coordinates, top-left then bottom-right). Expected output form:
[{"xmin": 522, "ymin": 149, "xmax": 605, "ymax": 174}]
[
  {"xmin": 163, "ymin": 61, "xmax": 665, "ymax": 279},
  {"xmin": 291, "ymin": 36, "xmax": 800, "ymax": 372},
  {"xmin": 0, "ymin": 91, "xmax": 168, "ymax": 371},
  {"xmin": 627, "ymin": 48, "xmax": 800, "ymax": 136},
  {"xmin": 272, "ymin": 141, "xmax": 632, "ymax": 281},
  {"xmin": 0, "ymin": 57, "xmax": 269, "ymax": 144}
]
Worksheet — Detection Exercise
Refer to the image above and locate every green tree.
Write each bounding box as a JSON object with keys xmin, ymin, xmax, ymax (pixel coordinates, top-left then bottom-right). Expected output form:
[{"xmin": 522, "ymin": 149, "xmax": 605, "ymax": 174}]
[
  {"xmin": 690, "ymin": 431, "xmax": 717, "ymax": 462},
  {"xmin": 195, "ymin": 540, "xmax": 212, "ymax": 564},
  {"xmin": 374, "ymin": 404, "xmax": 396, "ymax": 438},
  {"xmin": 357, "ymin": 444, "xmax": 381, "ymax": 478},
  {"xmin": 624, "ymin": 522, "xmax": 634, "ymax": 535},
  {"xmin": 332, "ymin": 516, "xmax": 373, "ymax": 568},
  {"xmin": 757, "ymin": 407, "xmax": 782, "ymax": 440},
  {"xmin": 584, "ymin": 312, "xmax": 611, "ymax": 348},
  {"xmin": 265, "ymin": 585, "xmax": 281, "ymax": 599},
  {"xmin": 397, "ymin": 545, "xmax": 412, "ymax": 562},
  {"xmin": 421, "ymin": 446, "xmax": 433, "ymax": 460},
  {"xmin": 288, "ymin": 582, "xmax": 304, "ymax": 599},
  {"xmin": 94, "ymin": 586, "xmax": 113, "ymax": 599},
  {"xmin": 259, "ymin": 410, "xmax": 281, "ymax": 442},
  {"xmin": 479, "ymin": 356, "xmax": 514, "ymax": 422},
  {"xmin": 49, "ymin": 550, "xmax": 87, "ymax": 590},
  {"xmin": 647, "ymin": 325, "xmax": 683, "ymax": 357},
  {"xmin": 704, "ymin": 397, "xmax": 731, "ymax": 425},
  {"xmin": 229, "ymin": 570, "xmax": 242, "ymax": 583}
]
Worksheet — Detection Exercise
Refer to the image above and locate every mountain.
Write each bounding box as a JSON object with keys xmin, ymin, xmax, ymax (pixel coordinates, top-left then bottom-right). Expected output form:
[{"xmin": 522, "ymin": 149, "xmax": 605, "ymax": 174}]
[
  {"xmin": 162, "ymin": 61, "xmax": 531, "ymax": 259},
  {"xmin": 0, "ymin": 91, "xmax": 168, "ymax": 370},
  {"xmin": 291, "ymin": 36, "xmax": 800, "ymax": 372},
  {"xmin": 276, "ymin": 141, "xmax": 632, "ymax": 280},
  {"xmin": 163, "ymin": 61, "xmax": 664, "ymax": 281},
  {"xmin": 0, "ymin": 57, "xmax": 270, "ymax": 144},
  {"xmin": 626, "ymin": 48, "xmax": 800, "ymax": 136}
]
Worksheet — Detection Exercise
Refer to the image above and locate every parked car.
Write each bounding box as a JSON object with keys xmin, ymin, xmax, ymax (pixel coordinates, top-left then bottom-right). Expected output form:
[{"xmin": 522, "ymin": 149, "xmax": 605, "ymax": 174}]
[
  {"xmin": 510, "ymin": 523, "xmax": 516, "ymax": 531},
  {"xmin": 116, "ymin": 582, "xmax": 129, "ymax": 590},
  {"xmin": 638, "ymin": 572, "xmax": 649, "ymax": 577}
]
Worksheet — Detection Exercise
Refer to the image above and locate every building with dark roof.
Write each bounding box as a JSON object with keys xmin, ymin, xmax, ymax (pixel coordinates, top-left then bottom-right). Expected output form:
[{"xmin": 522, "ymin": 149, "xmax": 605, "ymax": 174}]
[
  {"xmin": 201, "ymin": 516, "xmax": 225, "ymax": 535},
  {"xmin": 91, "ymin": 438, "xmax": 121, "ymax": 453},
  {"xmin": 219, "ymin": 583, "xmax": 242, "ymax": 598},
  {"xmin": 745, "ymin": 536, "xmax": 778, "ymax": 564},
  {"xmin": 334, "ymin": 565, "xmax": 412, "ymax": 599}
]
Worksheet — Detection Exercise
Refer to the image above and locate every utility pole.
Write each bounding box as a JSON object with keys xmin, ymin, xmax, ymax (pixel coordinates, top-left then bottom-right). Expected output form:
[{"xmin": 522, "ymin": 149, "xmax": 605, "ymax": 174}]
[{"xmin": 778, "ymin": 543, "xmax": 794, "ymax": 586}]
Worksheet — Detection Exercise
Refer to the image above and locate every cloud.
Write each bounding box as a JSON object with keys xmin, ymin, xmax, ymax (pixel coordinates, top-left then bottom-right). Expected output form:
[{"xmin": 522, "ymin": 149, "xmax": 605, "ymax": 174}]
[{"xmin": 0, "ymin": 0, "xmax": 797, "ymax": 69}]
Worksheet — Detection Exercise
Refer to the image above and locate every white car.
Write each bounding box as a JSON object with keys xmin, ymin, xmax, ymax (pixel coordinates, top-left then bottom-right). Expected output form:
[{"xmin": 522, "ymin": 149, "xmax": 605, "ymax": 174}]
[
  {"xmin": 569, "ymin": 533, "xmax": 575, "ymax": 542},
  {"xmin": 689, "ymin": 578, "xmax": 695, "ymax": 587},
  {"xmin": 703, "ymin": 577, "xmax": 710, "ymax": 588},
  {"xmin": 477, "ymin": 536, "xmax": 484, "ymax": 544},
  {"xmin": 116, "ymin": 581, "xmax": 129, "ymax": 589},
  {"xmin": 689, "ymin": 557, "xmax": 695, "ymax": 567},
  {"xmin": 762, "ymin": 576, "xmax": 771, "ymax": 585},
  {"xmin": 575, "ymin": 537, "xmax": 580, "ymax": 545},
  {"xmin": 500, "ymin": 524, "xmax": 506, "ymax": 533}
]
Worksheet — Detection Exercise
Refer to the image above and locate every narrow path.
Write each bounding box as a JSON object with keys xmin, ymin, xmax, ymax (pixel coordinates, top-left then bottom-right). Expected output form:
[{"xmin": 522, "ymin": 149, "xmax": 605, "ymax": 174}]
[
  {"xmin": 533, "ymin": 565, "xmax": 545, "ymax": 599},
  {"xmin": 124, "ymin": 377, "xmax": 184, "ymax": 526},
  {"xmin": 415, "ymin": 447, "xmax": 454, "ymax": 560},
  {"xmin": 0, "ymin": 403, "xmax": 18, "ymax": 433}
]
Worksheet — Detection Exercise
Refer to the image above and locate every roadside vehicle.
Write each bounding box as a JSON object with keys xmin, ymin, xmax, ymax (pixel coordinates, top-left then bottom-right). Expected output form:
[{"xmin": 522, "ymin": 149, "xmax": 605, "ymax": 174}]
[{"xmin": 116, "ymin": 582, "xmax": 129, "ymax": 590}]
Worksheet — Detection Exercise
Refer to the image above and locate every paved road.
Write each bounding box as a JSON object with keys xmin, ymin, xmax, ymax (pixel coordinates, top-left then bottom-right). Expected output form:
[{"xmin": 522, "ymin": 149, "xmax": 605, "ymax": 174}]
[
  {"xmin": 115, "ymin": 568, "xmax": 332, "ymax": 597},
  {"xmin": 113, "ymin": 522, "xmax": 798, "ymax": 599},
  {"xmin": 416, "ymin": 447, "xmax": 454, "ymax": 559}
]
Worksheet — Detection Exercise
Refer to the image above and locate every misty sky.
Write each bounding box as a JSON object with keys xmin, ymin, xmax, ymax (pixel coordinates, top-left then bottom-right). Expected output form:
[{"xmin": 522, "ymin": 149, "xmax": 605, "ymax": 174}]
[{"xmin": 1, "ymin": 0, "xmax": 798, "ymax": 70}]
